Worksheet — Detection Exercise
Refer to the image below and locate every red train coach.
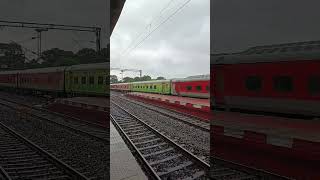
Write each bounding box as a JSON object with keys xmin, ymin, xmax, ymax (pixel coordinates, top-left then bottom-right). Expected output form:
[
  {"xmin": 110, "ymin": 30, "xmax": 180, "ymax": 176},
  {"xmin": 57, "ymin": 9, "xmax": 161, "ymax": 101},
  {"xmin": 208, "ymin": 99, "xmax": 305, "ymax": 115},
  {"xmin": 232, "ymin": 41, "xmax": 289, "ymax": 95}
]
[
  {"xmin": 171, "ymin": 75, "xmax": 210, "ymax": 98},
  {"xmin": 211, "ymin": 40, "xmax": 320, "ymax": 117},
  {"xmin": 0, "ymin": 70, "xmax": 19, "ymax": 89},
  {"xmin": 110, "ymin": 83, "xmax": 130, "ymax": 91},
  {"xmin": 19, "ymin": 67, "xmax": 65, "ymax": 94}
]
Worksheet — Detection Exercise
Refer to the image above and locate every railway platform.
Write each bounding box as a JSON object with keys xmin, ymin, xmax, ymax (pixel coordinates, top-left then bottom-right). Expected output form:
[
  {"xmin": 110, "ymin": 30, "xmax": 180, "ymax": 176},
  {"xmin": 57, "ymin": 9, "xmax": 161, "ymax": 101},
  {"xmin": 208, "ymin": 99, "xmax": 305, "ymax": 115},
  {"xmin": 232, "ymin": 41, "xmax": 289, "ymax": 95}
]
[
  {"xmin": 110, "ymin": 121, "xmax": 148, "ymax": 180},
  {"xmin": 211, "ymin": 111, "xmax": 320, "ymax": 179},
  {"xmin": 126, "ymin": 92, "xmax": 210, "ymax": 120},
  {"xmin": 46, "ymin": 96, "xmax": 108, "ymax": 127}
]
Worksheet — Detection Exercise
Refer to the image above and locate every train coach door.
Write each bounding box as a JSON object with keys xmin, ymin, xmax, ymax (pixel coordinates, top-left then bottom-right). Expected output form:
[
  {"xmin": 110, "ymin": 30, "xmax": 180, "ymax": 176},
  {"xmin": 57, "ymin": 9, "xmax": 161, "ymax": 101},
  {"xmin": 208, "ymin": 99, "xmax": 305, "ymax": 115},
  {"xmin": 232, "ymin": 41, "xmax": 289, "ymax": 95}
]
[
  {"xmin": 162, "ymin": 83, "xmax": 165, "ymax": 94},
  {"xmin": 213, "ymin": 66, "xmax": 225, "ymax": 106}
]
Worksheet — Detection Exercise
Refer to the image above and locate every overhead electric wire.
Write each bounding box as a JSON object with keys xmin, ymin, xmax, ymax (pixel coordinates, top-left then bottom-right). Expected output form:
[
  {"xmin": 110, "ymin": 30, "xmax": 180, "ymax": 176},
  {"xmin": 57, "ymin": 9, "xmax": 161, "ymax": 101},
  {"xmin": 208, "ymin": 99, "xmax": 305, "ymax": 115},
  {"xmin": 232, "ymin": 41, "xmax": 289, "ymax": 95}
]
[
  {"xmin": 118, "ymin": 0, "xmax": 177, "ymax": 57},
  {"xmin": 121, "ymin": 0, "xmax": 192, "ymax": 59}
]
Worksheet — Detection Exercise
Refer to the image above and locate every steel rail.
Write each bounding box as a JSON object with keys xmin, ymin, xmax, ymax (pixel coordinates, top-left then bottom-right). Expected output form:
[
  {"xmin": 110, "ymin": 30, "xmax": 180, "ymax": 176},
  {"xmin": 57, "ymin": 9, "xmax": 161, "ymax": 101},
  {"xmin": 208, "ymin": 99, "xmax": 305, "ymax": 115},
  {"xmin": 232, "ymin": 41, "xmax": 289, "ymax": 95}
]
[
  {"xmin": 112, "ymin": 94, "xmax": 209, "ymax": 132},
  {"xmin": 111, "ymin": 100, "xmax": 210, "ymax": 179},
  {"xmin": 0, "ymin": 121, "xmax": 89, "ymax": 179},
  {"xmin": 0, "ymin": 98, "xmax": 107, "ymax": 143}
]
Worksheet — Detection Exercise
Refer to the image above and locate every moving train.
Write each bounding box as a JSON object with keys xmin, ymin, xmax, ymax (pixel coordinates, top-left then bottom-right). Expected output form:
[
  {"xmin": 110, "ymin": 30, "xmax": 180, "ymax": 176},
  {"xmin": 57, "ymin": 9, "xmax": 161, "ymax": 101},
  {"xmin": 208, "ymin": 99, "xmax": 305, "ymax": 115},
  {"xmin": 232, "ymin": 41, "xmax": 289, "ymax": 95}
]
[
  {"xmin": 211, "ymin": 40, "xmax": 320, "ymax": 117},
  {"xmin": 111, "ymin": 75, "xmax": 210, "ymax": 98},
  {"xmin": 0, "ymin": 62, "xmax": 109, "ymax": 97}
]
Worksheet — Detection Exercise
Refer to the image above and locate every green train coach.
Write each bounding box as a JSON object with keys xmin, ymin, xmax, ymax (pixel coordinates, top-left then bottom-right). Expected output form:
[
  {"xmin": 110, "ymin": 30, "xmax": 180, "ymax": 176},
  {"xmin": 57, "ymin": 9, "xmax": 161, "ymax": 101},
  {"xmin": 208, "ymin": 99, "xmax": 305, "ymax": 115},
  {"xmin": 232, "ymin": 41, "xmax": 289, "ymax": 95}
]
[
  {"xmin": 110, "ymin": 75, "xmax": 210, "ymax": 98},
  {"xmin": 65, "ymin": 63, "xmax": 109, "ymax": 96},
  {"xmin": 130, "ymin": 80, "xmax": 171, "ymax": 94},
  {"xmin": 0, "ymin": 62, "xmax": 109, "ymax": 97}
]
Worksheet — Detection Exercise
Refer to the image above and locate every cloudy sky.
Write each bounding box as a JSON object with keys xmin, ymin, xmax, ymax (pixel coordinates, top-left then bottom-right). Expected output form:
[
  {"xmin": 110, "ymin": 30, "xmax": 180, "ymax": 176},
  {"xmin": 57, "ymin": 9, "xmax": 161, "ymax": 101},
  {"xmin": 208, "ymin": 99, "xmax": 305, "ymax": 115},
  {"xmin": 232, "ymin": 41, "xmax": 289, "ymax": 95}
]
[
  {"xmin": 111, "ymin": 0, "xmax": 210, "ymax": 80},
  {"xmin": 0, "ymin": 0, "xmax": 109, "ymax": 59},
  {"xmin": 211, "ymin": 0, "xmax": 320, "ymax": 53}
]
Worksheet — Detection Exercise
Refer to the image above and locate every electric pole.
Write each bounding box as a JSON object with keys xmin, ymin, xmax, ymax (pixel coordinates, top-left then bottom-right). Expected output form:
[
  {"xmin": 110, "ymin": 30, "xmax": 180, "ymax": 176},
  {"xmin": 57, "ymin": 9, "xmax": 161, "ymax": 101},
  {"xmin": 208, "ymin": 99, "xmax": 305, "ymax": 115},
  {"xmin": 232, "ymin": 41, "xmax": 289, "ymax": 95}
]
[{"xmin": 35, "ymin": 28, "xmax": 48, "ymax": 59}]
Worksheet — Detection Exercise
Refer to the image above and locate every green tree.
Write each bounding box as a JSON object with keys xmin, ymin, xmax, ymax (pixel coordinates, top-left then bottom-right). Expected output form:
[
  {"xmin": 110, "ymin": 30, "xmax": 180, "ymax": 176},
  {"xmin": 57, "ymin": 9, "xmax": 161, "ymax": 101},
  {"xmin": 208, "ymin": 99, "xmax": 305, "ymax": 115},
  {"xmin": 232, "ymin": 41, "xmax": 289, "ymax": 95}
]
[
  {"xmin": 76, "ymin": 48, "xmax": 97, "ymax": 63},
  {"xmin": 122, "ymin": 77, "xmax": 134, "ymax": 83},
  {"xmin": 110, "ymin": 75, "xmax": 118, "ymax": 83},
  {"xmin": 156, "ymin": 76, "xmax": 165, "ymax": 80},
  {"xmin": 140, "ymin": 75, "xmax": 152, "ymax": 81},
  {"xmin": 41, "ymin": 48, "xmax": 76, "ymax": 67},
  {"xmin": 133, "ymin": 77, "xmax": 141, "ymax": 82}
]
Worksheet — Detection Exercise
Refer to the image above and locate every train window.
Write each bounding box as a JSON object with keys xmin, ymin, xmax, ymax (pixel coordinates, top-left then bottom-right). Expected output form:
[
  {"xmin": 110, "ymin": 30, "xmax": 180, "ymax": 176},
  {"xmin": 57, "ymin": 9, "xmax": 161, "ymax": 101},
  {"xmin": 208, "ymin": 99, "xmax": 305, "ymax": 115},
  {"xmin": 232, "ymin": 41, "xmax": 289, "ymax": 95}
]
[
  {"xmin": 245, "ymin": 76, "xmax": 262, "ymax": 91},
  {"xmin": 309, "ymin": 76, "xmax": 320, "ymax": 94},
  {"xmin": 154, "ymin": 85, "xmax": 156, "ymax": 89},
  {"xmin": 98, "ymin": 76, "xmax": 103, "ymax": 84},
  {"xmin": 187, "ymin": 86, "xmax": 192, "ymax": 91},
  {"xmin": 206, "ymin": 86, "xmax": 209, "ymax": 91},
  {"xmin": 196, "ymin": 86, "xmax": 202, "ymax": 91},
  {"xmin": 74, "ymin": 77, "xmax": 78, "ymax": 84},
  {"xmin": 81, "ymin": 77, "xmax": 86, "ymax": 84},
  {"xmin": 89, "ymin": 76, "xmax": 94, "ymax": 84},
  {"xmin": 273, "ymin": 76, "xmax": 293, "ymax": 92}
]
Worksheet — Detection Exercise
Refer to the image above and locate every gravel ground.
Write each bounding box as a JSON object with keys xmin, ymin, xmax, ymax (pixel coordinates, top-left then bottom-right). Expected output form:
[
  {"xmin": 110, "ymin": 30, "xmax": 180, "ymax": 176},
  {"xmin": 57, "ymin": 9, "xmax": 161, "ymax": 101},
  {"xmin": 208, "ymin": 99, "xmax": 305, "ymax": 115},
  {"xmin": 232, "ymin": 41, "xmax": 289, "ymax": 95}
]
[
  {"xmin": 0, "ymin": 91, "xmax": 48, "ymax": 105},
  {"xmin": 111, "ymin": 95, "xmax": 210, "ymax": 163},
  {"xmin": 0, "ymin": 105, "xmax": 109, "ymax": 179}
]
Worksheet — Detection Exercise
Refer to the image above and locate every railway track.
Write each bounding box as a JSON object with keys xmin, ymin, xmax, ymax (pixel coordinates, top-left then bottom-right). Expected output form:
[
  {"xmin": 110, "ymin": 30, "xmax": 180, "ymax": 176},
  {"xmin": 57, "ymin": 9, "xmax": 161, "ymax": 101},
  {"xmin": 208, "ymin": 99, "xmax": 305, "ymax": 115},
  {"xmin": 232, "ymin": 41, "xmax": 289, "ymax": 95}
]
[
  {"xmin": 0, "ymin": 121, "xmax": 89, "ymax": 180},
  {"xmin": 112, "ymin": 93, "xmax": 209, "ymax": 132},
  {"xmin": 111, "ymin": 101, "xmax": 210, "ymax": 179},
  {"xmin": 0, "ymin": 97, "xmax": 107, "ymax": 143}
]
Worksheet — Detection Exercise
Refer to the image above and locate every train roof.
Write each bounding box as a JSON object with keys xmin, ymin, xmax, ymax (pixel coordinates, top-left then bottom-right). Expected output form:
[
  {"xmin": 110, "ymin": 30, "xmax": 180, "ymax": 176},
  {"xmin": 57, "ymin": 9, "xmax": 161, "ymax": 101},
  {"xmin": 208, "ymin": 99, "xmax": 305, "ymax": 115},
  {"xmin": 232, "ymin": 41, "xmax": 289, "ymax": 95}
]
[
  {"xmin": 21, "ymin": 66, "xmax": 66, "ymax": 74},
  {"xmin": 172, "ymin": 75, "xmax": 210, "ymax": 82},
  {"xmin": 130, "ymin": 80, "xmax": 170, "ymax": 84},
  {"xmin": 110, "ymin": 82, "xmax": 129, "ymax": 85},
  {"xmin": 0, "ymin": 66, "xmax": 66, "ymax": 74},
  {"xmin": 211, "ymin": 40, "xmax": 320, "ymax": 64},
  {"xmin": 0, "ymin": 62, "xmax": 109, "ymax": 74},
  {"xmin": 66, "ymin": 62, "xmax": 109, "ymax": 71},
  {"xmin": 0, "ymin": 70, "xmax": 21, "ymax": 74}
]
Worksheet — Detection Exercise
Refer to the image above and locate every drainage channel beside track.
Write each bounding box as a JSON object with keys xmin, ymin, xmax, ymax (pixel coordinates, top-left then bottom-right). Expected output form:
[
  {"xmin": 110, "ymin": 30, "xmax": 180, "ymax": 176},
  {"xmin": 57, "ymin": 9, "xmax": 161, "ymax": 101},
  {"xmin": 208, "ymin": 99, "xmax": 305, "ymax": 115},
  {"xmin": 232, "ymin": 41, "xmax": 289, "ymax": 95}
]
[
  {"xmin": 111, "ymin": 101, "xmax": 210, "ymax": 179},
  {"xmin": 0, "ymin": 121, "xmax": 88, "ymax": 180}
]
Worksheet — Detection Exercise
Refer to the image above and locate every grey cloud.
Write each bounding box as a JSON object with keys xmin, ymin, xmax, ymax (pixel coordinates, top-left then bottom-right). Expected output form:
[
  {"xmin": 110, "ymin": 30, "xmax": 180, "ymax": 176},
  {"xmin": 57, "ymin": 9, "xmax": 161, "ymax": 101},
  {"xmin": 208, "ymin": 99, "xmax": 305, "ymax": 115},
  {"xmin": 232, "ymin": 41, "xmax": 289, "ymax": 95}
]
[
  {"xmin": 0, "ymin": 0, "xmax": 108, "ymax": 58},
  {"xmin": 111, "ymin": 0, "xmax": 210, "ymax": 79},
  {"xmin": 211, "ymin": 0, "xmax": 320, "ymax": 53}
]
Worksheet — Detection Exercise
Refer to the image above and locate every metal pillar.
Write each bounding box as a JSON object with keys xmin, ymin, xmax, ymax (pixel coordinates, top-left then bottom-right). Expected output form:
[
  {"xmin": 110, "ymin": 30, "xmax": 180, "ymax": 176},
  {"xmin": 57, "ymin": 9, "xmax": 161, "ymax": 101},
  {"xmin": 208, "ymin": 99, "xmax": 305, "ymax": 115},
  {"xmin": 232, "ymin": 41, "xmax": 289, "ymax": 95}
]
[{"xmin": 96, "ymin": 28, "xmax": 101, "ymax": 52}]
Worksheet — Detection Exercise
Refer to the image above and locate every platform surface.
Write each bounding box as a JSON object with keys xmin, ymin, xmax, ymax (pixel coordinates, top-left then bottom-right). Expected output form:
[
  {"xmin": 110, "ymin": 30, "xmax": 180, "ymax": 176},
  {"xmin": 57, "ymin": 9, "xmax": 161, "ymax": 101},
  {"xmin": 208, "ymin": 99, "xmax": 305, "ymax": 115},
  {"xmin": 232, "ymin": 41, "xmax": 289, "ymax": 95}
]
[
  {"xmin": 110, "ymin": 121, "xmax": 148, "ymax": 180},
  {"xmin": 128, "ymin": 92, "xmax": 209, "ymax": 106},
  {"xmin": 212, "ymin": 111, "xmax": 320, "ymax": 142}
]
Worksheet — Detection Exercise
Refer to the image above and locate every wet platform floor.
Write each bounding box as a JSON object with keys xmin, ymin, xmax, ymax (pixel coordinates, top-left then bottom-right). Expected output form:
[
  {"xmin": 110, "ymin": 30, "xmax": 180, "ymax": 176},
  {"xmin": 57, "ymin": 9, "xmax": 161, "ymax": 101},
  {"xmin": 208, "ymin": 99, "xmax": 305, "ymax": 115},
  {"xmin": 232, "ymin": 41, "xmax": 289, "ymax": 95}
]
[{"xmin": 110, "ymin": 121, "xmax": 148, "ymax": 180}]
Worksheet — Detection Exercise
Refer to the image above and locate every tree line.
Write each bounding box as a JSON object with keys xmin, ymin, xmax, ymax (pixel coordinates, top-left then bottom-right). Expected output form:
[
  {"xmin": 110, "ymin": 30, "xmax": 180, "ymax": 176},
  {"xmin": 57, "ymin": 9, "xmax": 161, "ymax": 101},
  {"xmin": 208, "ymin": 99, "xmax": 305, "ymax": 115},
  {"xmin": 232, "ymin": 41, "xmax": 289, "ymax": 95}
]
[
  {"xmin": 110, "ymin": 75, "xmax": 165, "ymax": 83},
  {"xmin": 0, "ymin": 42, "xmax": 109, "ymax": 70}
]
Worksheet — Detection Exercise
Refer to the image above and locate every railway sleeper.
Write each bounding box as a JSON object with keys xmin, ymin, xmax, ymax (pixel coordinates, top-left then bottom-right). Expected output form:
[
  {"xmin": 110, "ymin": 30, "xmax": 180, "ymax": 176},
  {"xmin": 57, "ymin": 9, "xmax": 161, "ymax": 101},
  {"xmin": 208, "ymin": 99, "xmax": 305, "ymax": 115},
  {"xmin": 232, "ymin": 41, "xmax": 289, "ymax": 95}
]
[
  {"xmin": 7, "ymin": 167, "xmax": 60, "ymax": 175},
  {"xmin": 157, "ymin": 161, "xmax": 193, "ymax": 177},
  {"xmin": 130, "ymin": 134, "xmax": 156, "ymax": 141},
  {"xmin": 120, "ymin": 123, "xmax": 143, "ymax": 128},
  {"xmin": 142, "ymin": 147, "xmax": 174, "ymax": 158},
  {"xmin": 127, "ymin": 131, "xmax": 152, "ymax": 138},
  {"xmin": 133, "ymin": 138, "xmax": 161, "ymax": 146},
  {"xmin": 137, "ymin": 142, "xmax": 167, "ymax": 151},
  {"xmin": 126, "ymin": 128, "xmax": 148, "ymax": 135},
  {"xmin": 0, "ymin": 150, "xmax": 37, "ymax": 156},
  {"xmin": 122, "ymin": 125, "xmax": 145, "ymax": 131},
  {"xmin": 4, "ymin": 164, "xmax": 54, "ymax": 171},
  {"xmin": 9, "ymin": 170, "xmax": 67, "ymax": 179},
  {"xmin": 148, "ymin": 154, "xmax": 183, "ymax": 166},
  {"xmin": 1, "ymin": 160, "xmax": 48, "ymax": 167}
]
